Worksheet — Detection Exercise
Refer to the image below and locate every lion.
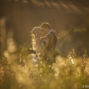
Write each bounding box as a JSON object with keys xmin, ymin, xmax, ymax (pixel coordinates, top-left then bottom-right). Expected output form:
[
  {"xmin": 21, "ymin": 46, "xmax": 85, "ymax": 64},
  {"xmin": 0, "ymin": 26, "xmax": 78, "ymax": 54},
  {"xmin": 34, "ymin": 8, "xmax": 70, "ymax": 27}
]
[{"xmin": 31, "ymin": 22, "xmax": 57, "ymax": 64}]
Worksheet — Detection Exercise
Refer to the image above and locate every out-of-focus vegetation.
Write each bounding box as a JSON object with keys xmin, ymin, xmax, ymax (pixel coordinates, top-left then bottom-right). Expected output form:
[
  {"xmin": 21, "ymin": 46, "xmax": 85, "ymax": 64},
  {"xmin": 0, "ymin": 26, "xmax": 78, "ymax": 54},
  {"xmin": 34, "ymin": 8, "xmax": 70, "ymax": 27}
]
[
  {"xmin": 0, "ymin": 17, "xmax": 89, "ymax": 89},
  {"xmin": 0, "ymin": 46, "xmax": 89, "ymax": 89}
]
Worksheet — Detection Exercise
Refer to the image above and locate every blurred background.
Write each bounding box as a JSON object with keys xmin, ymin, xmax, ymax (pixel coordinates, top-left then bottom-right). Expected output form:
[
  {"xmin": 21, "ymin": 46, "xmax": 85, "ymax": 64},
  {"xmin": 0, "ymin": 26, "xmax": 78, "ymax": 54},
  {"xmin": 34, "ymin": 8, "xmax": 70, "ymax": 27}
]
[{"xmin": 0, "ymin": 0, "xmax": 89, "ymax": 57}]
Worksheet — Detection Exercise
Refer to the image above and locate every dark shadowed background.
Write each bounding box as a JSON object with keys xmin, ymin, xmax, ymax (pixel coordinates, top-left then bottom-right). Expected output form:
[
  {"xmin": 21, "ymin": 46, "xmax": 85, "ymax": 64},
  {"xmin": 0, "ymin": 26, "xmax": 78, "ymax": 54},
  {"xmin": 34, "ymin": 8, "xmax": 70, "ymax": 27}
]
[{"xmin": 0, "ymin": 0, "xmax": 89, "ymax": 56}]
